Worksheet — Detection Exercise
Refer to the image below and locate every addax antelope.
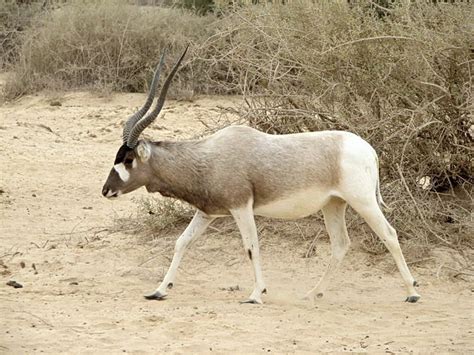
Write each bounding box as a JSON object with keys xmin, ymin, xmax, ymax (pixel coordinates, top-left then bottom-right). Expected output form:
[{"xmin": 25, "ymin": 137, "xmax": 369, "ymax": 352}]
[{"xmin": 102, "ymin": 48, "xmax": 420, "ymax": 304}]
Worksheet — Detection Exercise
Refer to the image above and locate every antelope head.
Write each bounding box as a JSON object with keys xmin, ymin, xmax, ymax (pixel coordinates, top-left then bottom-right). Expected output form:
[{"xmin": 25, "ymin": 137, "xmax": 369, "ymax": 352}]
[{"xmin": 102, "ymin": 47, "xmax": 187, "ymax": 198}]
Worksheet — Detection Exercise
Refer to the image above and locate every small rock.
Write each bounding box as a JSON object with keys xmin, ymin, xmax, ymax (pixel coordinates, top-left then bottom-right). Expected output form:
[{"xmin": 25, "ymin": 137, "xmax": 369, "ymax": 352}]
[
  {"xmin": 6, "ymin": 280, "xmax": 23, "ymax": 288},
  {"xmin": 50, "ymin": 100, "xmax": 62, "ymax": 107},
  {"xmin": 20, "ymin": 261, "xmax": 25, "ymax": 268}
]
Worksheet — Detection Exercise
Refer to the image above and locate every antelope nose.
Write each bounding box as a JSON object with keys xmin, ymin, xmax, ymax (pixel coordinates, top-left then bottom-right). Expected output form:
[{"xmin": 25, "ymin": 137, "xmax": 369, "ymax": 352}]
[{"xmin": 102, "ymin": 186, "xmax": 119, "ymax": 198}]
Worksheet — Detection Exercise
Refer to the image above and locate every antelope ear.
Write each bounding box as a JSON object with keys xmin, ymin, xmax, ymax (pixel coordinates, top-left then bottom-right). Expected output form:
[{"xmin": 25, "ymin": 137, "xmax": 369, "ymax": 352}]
[{"xmin": 136, "ymin": 141, "xmax": 151, "ymax": 162}]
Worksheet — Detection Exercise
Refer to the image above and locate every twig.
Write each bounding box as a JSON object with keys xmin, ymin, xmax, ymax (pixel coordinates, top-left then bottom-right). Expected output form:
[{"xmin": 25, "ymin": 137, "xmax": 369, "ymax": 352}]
[
  {"xmin": 17, "ymin": 311, "xmax": 53, "ymax": 328},
  {"xmin": 208, "ymin": 225, "xmax": 224, "ymax": 233},
  {"xmin": 305, "ymin": 229, "xmax": 322, "ymax": 258},
  {"xmin": 138, "ymin": 254, "xmax": 162, "ymax": 267},
  {"xmin": 417, "ymin": 81, "xmax": 451, "ymax": 97},
  {"xmin": 407, "ymin": 257, "xmax": 435, "ymax": 265},
  {"xmin": 368, "ymin": 1, "xmax": 393, "ymax": 13},
  {"xmin": 294, "ymin": 222, "xmax": 308, "ymax": 241},
  {"xmin": 399, "ymin": 119, "xmax": 440, "ymax": 170},
  {"xmin": 38, "ymin": 124, "xmax": 59, "ymax": 136},
  {"xmin": 30, "ymin": 242, "xmax": 41, "ymax": 249},
  {"xmin": 397, "ymin": 164, "xmax": 452, "ymax": 247},
  {"xmin": 41, "ymin": 226, "xmax": 110, "ymax": 237},
  {"xmin": 436, "ymin": 263, "xmax": 445, "ymax": 278},
  {"xmin": 0, "ymin": 251, "xmax": 19, "ymax": 259},
  {"xmin": 320, "ymin": 36, "xmax": 423, "ymax": 55}
]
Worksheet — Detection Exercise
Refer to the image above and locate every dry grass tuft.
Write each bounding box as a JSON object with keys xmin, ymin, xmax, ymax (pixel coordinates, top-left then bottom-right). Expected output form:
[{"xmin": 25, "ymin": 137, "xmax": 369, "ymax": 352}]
[
  {"xmin": 115, "ymin": 198, "xmax": 195, "ymax": 237},
  {"xmin": 3, "ymin": 0, "xmax": 217, "ymax": 98}
]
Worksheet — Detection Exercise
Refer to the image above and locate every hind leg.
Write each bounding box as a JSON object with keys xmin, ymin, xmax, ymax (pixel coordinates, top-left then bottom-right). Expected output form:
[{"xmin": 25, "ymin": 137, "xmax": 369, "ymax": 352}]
[
  {"xmin": 305, "ymin": 197, "xmax": 351, "ymax": 302},
  {"xmin": 231, "ymin": 200, "xmax": 266, "ymax": 304},
  {"xmin": 350, "ymin": 197, "xmax": 420, "ymax": 302}
]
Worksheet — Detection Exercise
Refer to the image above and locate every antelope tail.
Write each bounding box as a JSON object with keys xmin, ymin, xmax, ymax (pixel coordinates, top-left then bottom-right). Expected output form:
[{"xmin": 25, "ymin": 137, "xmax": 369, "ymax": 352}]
[{"xmin": 375, "ymin": 155, "xmax": 389, "ymax": 210}]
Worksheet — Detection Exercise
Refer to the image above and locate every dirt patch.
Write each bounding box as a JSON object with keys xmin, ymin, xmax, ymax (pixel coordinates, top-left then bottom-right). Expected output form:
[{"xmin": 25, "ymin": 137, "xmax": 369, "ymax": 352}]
[{"xmin": 0, "ymin": 91, "xmax": 472, "ymax": 353}]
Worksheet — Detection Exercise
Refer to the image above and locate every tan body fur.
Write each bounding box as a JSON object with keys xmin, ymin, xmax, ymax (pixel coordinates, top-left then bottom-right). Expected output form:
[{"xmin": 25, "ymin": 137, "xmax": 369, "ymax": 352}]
[{"xmin": 144, "ymin": 126, "xmax": 343, "ymax": 216}]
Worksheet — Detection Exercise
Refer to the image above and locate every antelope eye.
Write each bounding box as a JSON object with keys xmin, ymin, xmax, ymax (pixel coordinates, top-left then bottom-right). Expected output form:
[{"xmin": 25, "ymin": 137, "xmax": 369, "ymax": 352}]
[{"xmin": 124, "ymin": 158, "xmax": 134, "ymax": 165}]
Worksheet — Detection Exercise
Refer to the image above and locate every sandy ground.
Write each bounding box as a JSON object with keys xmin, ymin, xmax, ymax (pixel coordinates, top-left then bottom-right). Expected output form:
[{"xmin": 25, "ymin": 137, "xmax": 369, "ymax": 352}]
[{"xmin": 0, "ymin": 88, "xmax": 473, "ymax": 353}]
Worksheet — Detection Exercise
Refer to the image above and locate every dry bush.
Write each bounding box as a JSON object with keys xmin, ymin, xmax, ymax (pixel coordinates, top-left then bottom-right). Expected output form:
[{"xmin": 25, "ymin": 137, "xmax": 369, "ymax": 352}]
[
  {"xmin": 3, "ymin": 0, "xmax": 217, "ymax": 98},
  {"xmin": 115, "ymin": 198, "xmax": 195, "ymax": 237},
  {"xmin": 0, "ymin": 0, "xmax": 47, "ymax": 69},
  {"xmin": 195, "ymin": 1, "xmax": 473, "ymax": 253}
]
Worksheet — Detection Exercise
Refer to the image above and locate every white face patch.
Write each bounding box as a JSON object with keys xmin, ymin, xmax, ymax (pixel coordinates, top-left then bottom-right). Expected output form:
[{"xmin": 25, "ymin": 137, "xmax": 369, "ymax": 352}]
[
  {"xmin": 105, "ymin": 189, "xmax": 122, "ymax": 198},
  {"xmin": 114, "ymin": 163, "xmax": 130, "ymax": 182},
  {"xmin": 132, "ymin": 159, "xmax": 137, "ymax": 169}
]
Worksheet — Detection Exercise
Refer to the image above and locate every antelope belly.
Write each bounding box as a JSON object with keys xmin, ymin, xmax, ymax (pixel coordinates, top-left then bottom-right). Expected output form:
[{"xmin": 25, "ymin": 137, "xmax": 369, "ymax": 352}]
[{"xmin": 253, "ymin": 188, "xmax": 333, "ymax": 219}]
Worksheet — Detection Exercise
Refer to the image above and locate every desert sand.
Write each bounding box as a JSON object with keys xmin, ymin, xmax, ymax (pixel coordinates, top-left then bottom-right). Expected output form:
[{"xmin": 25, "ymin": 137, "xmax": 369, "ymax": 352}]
[{"xmin": 0, "ymin": 89, "xmax": 472, "ymax": 353}]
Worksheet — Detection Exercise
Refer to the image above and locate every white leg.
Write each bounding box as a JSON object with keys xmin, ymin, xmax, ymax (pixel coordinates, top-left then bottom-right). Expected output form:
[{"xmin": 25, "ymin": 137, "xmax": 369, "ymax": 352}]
[
  {"xmin": 230, "ymin": 200, "xmax": 266, "ymax": 304},
  {"xmin": 144, "ymin": 210, "xmax": 215, "ymax": 300},
  {"xmin": 305, "ymin": 197, "xmax": 351, "ymax": 302},
  {"xmin": 350, "ymin": 197, "xmax": 420, "ymax": 302}
]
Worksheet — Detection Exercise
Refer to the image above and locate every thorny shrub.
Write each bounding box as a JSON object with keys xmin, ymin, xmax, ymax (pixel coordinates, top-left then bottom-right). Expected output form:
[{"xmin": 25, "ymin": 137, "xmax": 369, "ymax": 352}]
[{"xmin": 196, "ymin": 1, "xmax": 473, "ymax": 251}]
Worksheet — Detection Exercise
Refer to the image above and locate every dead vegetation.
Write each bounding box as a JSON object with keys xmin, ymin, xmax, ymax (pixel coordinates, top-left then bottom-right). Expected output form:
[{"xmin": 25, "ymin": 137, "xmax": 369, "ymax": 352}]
[
  {"xmin": 2, "ymin": 0, "xmax": 216, "ymax": 98},
  {"xmin": 196, "ymin": 1, "xmax": 473, "ymax": 253},
  {"xmin": 1, "ymin": 0, "xmax": 472, "ymax": 256},
  {"xmin": 0, "ymin": 0, "xmax": 46, "ymax": 69}
]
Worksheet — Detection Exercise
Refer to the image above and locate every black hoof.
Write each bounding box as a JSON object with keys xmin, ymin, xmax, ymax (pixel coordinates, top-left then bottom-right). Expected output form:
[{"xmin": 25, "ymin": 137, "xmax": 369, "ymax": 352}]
[
  {"xmin": 167, "ymin": 282, "xmax": 173, "ymax": 289},
  {"xmin": 240, "ymin": 299, "xmax": 259, "ymax": 304},
  {"xmin": 413, "ymin": 280, "xmax": 419, "ymax": 287},
  {"xmin": 262, "ymin": 288, "xmax": 267, "ymax": 294},
  {"xmin": 405, "ymin": 295, "xmax": 420, "ymax": 303},
  {"xmin": 144, "ymin": 291, "xmax": 167, "ymax": 300},
  {"xmin": 316, "ymin": 292, "xmax": 324, "ymax": 298}
]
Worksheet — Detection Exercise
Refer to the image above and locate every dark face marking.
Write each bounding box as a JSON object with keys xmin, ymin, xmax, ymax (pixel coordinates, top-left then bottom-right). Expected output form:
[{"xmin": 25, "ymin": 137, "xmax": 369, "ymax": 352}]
[
  {"xmin": 247, "ymin": 249, "xmax": 252, "ymax": 260},
  {"xmin": 102, "ymin": 143, "xmax": 145, "ymax": 198},
  {"xmin": 114, "ymin": 144, "xmax": 134, "ymax": 164}
]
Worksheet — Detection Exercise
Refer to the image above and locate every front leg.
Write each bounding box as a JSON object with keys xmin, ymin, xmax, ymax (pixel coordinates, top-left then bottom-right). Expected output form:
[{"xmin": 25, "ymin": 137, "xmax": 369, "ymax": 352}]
[
  {"xmin": 230, "ymin": 200, "xmax": 266, "ymax": 304},
  {"xmin": 145, "ymin": 210, "xmax": 215, "ymax": 300}
]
